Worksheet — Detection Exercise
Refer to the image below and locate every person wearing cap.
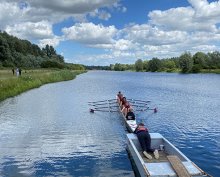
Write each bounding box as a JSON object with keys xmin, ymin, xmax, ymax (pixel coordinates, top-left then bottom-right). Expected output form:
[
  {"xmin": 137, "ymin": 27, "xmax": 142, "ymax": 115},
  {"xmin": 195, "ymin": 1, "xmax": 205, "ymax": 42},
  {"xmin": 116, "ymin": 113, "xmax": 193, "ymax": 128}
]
[
  {"xmin": 126, "ymin": 108, "xmax": 135, "ymax": 120},
  {"xmin": 134, "ymin": 123, "xmax": 159, "ymax": 160}
]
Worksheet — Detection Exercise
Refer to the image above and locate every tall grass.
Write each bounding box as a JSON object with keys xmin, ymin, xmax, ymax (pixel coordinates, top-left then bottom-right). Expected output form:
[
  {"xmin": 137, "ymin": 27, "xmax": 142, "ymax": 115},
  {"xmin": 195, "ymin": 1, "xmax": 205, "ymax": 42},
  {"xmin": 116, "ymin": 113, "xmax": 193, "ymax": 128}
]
[{"xmin": 0, "ymin": 70, "xmax": 85, "ymax": 102}]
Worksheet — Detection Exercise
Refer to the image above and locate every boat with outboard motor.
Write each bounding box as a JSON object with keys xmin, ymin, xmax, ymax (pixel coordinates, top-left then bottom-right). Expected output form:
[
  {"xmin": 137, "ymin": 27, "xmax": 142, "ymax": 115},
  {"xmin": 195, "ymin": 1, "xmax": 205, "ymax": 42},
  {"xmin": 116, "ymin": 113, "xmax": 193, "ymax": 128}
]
[{"xmin": 127, "ymin": 133, "xmax": 211, "ymax": 177}]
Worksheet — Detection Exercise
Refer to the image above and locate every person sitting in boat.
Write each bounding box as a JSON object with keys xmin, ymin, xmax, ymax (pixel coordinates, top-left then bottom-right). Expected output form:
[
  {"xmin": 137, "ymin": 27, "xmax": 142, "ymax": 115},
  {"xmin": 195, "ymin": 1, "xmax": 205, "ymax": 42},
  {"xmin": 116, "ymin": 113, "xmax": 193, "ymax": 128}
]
[
  {"xmin": 117, "ymin": 91, "xmax": 123, "ymax": 104},
  {"xmin": 126, "ymin": 108, "xmax": 135, "ymax": 120},
  {"xmin": 120, "ymin": 96, "xmax": 127, "ymax": 109},
  {"xmin": 121, "ymin": 98, "xmax": 132, "ymax": 116},
  {"xmin": 134, "ymin": 123, "xmax": 159, "ymax": 160}
]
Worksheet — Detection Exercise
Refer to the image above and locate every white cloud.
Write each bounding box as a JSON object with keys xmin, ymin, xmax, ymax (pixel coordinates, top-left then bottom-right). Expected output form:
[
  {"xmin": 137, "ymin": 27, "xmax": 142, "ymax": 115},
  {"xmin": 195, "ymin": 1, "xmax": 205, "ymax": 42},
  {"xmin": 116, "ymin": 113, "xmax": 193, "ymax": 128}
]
[
  {"xmin": 68, "ymin": 51, "xmax": 136, "ymax": 65},
  {"xmin": 89, "ymin": 9, "xmax": 111, "ymax": 21},
  {"xmin": 192, "ymin": 44, "xmax": 217, "ymax": 50},
  {"xmin": 121, "ymin": 24, "xmax": 189, "ymax": 46},
  {"xmin": 149, "ymin": 0, "xmax": 220, "ymax": 32},
  {"xmin": 97, "ymin": 10, "xmax": 112, "ymax": 20},
  {"xmin": 39, "ymin": 37, "xmax": 61, "ymax": 48},
  {"xmin": 189, "ymin": 0, "xmax": 220, "ymax": 18},
  {"xmin": 62, "ymin": 23, "xmax": 117, "ymax": 45},
  {"xmin": 0, "ymin": 2, "xmax": 26, "ymax": 29},
  {"xmin": 114, "ymin": 39, "xmax": 136, "ymax": 50},
  {"xmin": 28, "ymin": 0, "xmax": 120, "ymax": 14},
  {"xmin": 5, "ymin": 21, "xmax": 54, "ymax": 40}
]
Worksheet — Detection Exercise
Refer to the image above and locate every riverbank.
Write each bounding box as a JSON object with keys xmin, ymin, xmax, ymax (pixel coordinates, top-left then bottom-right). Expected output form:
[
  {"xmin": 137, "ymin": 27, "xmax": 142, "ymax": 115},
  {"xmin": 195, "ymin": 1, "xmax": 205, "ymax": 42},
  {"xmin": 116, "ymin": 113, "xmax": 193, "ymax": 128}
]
[{"xmin": 0, "ymin": 69, "xmax": 86, "ymax": 102}]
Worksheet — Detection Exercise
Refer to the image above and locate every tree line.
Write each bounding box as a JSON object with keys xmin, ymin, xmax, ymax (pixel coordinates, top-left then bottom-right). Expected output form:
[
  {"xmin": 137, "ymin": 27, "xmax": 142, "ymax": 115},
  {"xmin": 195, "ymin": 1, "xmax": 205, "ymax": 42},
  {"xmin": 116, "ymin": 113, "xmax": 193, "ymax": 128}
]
[
  {"xmin": 0, "ymin": 31, "xmax": 84, "ymax": 70},
  {"xmin": 111, "ymin": 51, "xmax": 220, "ymax": 73},
  {"xmin": 2, "ymin": 30, "xmax": 219, "ymax": 73}
]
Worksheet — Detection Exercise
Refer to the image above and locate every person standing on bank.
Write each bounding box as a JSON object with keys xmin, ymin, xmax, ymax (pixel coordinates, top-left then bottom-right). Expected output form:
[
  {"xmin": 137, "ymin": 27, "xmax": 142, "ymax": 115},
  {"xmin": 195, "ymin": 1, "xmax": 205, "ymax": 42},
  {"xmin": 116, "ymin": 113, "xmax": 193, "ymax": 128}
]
[
  {"xmin": 19, "ymin": 68, "xmax": 22, "ymax": 76},
  {"xmin": 134, "ymin": 123, "xmax": 159, "ymax": 159},
  {"xmin": 16, "ymin": 68, "xmax": 19, "ymax": 77}
]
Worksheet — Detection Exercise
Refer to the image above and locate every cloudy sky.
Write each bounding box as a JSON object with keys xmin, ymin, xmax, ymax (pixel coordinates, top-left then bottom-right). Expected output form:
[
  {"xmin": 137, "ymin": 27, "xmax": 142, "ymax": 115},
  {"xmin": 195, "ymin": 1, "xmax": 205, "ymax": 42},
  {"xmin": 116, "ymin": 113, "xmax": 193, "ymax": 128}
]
[{"xmin": 1, "ymin": 0, "xmax": 220, "ymax": 65}]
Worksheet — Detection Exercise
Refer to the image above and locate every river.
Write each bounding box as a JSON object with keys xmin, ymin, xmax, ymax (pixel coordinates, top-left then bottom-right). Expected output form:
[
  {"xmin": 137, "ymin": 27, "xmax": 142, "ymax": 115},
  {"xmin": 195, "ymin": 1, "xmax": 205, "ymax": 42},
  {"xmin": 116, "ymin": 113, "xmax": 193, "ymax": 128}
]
[{"xmin": 0, "ymin": 71, "xmax": 219, "ymax": 177}]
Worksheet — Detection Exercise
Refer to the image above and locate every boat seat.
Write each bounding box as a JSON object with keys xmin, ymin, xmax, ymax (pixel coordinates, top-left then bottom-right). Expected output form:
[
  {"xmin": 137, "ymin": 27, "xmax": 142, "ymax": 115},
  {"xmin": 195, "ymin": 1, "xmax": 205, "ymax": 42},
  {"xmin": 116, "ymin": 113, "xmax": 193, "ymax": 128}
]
[{"xmin": 167, "ymin": 155, "xmax": 192, "ymax": 177}]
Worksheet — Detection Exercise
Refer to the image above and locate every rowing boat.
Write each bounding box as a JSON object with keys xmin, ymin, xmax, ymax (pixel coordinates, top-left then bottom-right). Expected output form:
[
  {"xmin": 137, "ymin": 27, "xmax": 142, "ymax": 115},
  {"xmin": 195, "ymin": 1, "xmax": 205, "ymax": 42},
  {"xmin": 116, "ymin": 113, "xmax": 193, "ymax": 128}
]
[
  {"xmin": 117, "ymin": 96, "xmax": 137, "ymax": 132},
  {"xmin": 127, "ymin": 133, "xmax": 211, "ymax": 177}
]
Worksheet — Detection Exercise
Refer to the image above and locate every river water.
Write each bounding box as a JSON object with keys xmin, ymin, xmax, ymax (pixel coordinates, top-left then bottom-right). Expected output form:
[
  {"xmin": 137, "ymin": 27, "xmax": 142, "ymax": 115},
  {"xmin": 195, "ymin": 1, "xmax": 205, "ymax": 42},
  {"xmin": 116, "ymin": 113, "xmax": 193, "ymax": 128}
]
[{"xmin": 0, "ymin": 71, "xmax": 219, "ymax": 177}]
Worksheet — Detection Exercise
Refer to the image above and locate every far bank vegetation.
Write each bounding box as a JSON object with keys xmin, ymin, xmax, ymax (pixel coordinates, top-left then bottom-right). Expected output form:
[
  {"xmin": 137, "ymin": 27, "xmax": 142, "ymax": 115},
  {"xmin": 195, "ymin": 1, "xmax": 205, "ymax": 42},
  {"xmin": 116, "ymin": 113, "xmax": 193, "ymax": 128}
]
[{"xmin": 110, "ymin": 51, "xmax": 220, "ymax": 73}]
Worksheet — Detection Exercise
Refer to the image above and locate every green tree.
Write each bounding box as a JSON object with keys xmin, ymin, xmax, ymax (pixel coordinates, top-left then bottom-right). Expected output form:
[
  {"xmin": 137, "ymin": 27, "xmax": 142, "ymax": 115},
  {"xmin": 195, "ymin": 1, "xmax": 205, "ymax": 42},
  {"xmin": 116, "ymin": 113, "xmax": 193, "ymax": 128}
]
[
  {"xmin": 161, "ymin": 59, "xmax": 176, "ymax": 72},
  {"xmin": 143, "ymin": 60, "xmax": 148, "ymax": 71},
  {"xmin": 0, "ymin": 35, "xmax": 13, "ymax": 66},
  {"xmin": 179, "ymin": 52, "xmax": 193, "ymax": 73},
  {"xmin": 114, "ymin": 63, "xmax": 123, "ymax": 71},
  {"xmin": 207, "ymin": 51, "xmax": 220, "ymax": 69},
  {"xmin": 192, "ymin": 52, "xmax": 207, "ymax": 72},
  {"xmin": 42, "ymin": 44, "xmax": 57, "ymax": 58},
  {"xmin": 135, "ymin": 59, "xmax": 143, "ymax": 71},
  {"xmin": 165, "ymin": 60, "xmax": 176, "ymax": 69},
  {"xmin": 147, "ymin": 58, "xmax": 161, "ymax": 72},
  {"xmin": 0, "ymin": 31, "xmax": 66, "ymax": 68},
  {"xmin": 40, "ymin": 60, "xmax": 65, "ymax": 69}
]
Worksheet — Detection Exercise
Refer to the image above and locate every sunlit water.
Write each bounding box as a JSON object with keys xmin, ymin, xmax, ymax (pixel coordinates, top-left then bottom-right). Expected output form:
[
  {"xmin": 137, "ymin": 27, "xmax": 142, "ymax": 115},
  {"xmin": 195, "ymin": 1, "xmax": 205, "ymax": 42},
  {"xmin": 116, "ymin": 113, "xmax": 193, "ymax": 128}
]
[{"xmin": 0, "ymin": 71, "xmax": 219, "ymax": 177}]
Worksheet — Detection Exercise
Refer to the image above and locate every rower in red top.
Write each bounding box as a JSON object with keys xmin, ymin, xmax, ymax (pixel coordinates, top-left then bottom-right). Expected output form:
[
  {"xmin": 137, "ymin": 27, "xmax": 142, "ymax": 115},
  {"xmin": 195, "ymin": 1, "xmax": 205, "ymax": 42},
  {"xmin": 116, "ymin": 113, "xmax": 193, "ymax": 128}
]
[
  {"xmin": 134, "ymin": 123, "xmax": 159, "ymax": 160},
  {"xmin": 121, "ymin": 97, "xmax": 132, "ymax": 116},
  {"xmin": 120, "ymin": 96, "xmax": 126, "ymax": 109}
]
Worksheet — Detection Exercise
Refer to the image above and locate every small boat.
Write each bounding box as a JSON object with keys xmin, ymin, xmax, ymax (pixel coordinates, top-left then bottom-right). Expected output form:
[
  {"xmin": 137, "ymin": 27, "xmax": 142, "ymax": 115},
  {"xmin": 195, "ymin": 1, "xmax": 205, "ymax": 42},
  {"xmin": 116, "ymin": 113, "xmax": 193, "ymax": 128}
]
[
  {"xmin": 117, "ymin": 97, "xmax": 137, "ymax": 132},
  {"xmin": 127, "ymin": 133, "xmax": 211, "ymax": 177}
]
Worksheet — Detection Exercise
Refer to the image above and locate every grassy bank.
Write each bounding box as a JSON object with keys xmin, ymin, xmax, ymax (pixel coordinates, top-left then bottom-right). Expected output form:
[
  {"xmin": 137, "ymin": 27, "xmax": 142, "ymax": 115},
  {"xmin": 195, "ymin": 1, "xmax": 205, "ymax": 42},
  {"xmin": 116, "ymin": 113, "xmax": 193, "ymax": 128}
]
[
  {"xmin": 200, "ymin": 69, "xmax": 220, "ymax": 74},
  {"xmin": 0, "ymin": 69, "xmax": 86, "ymax": 102}
]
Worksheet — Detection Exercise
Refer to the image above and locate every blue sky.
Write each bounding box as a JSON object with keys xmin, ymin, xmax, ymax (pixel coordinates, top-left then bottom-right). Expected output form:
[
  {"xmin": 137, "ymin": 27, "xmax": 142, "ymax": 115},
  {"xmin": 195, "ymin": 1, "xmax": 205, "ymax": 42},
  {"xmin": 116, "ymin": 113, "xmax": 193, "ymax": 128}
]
[{"xmin": 1, "ymin": 0, "xmax": 220, "ymax": 65}]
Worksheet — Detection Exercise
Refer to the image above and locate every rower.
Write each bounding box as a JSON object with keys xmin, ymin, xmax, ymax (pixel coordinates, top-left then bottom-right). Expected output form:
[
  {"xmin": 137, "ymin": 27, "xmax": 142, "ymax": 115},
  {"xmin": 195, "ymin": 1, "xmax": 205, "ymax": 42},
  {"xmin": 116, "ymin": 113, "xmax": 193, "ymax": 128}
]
[
  {"xmin": 126, "ymin": 108, "xmax": 135, "ymax": 120},
  {"xmin": 121, "ymin": 98, "xmax": 132, "ymax": 116},
  {"xmin": 117, "ymin": 91, "xmax": 123, "ymax": 104},
  {"xmin": 134, "ymin": 123, "xmax": 159, "ymax": 160},
  {"xmin": 120, "ymin": 96, "xmax": 127, "ymax": 109}
]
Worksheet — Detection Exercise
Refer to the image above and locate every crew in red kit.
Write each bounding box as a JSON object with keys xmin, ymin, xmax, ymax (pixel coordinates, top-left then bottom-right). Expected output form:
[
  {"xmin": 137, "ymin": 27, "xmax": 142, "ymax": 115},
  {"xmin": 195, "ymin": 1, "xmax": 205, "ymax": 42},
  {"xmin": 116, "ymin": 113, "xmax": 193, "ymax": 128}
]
[{"xmin": 134, "ymin": 123, "xmax": 159, "ymax": 160}]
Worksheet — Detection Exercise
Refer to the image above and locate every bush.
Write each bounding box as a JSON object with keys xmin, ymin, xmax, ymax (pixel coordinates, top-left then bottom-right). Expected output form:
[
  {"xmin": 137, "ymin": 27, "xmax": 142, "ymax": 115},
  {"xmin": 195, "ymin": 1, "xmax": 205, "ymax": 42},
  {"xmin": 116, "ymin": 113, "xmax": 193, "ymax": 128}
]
[
  {"xmin": 40, "ymin": 60, "xmax": 65, "ymax": 69},
  {"xmin": 192, "ymin": 64, "xmax": 202, "ymax": 73}
]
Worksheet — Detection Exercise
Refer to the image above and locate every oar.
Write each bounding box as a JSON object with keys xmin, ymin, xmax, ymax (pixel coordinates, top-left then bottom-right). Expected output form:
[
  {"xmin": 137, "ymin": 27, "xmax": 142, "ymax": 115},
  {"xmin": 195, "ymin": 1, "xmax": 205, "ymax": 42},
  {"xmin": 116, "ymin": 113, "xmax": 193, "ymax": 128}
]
[
  {"xmin": 90, "ymin": 109, "xmax": 118, "ymax": 113},
  {"xmin": 131, "ymin": 104, "xmax": 148, "ymax": 107},
  {"xmin": 91, "ymin": 107, "xmax": 118, "ymax": 111},
  {"xmin": 128, "ymin": 99, "xmax": 151, "ymax": 103},
  {"xmin": 88, "ymin": 102, "xmax": 117, "ymax": 106},
  {"xmin": 88, "ymin": 99, "xmax": 116, "ymax": 103},
  {"xmin": 91, "ymin": 105, "xmax": 118, "ymax": 109},
  {"xmin": 135, "ymin": 107, "xmax": 158, "ymax": 113}
]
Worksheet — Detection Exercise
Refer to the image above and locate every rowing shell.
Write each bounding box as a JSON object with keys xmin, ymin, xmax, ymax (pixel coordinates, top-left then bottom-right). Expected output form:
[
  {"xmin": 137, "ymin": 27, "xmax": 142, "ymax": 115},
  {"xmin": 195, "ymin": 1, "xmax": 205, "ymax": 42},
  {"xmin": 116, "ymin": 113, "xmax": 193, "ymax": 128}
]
[{"xmin": 117, "ymin": 96, "xmax": 137, "ymax": 133}]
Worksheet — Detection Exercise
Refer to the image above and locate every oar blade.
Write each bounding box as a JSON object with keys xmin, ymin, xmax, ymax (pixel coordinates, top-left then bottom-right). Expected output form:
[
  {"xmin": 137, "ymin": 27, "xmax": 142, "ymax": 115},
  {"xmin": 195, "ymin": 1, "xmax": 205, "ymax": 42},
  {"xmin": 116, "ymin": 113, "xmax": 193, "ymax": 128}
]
[{"xmin": 89, "ymin": 108, "xmax": 118, "ymax": 113}]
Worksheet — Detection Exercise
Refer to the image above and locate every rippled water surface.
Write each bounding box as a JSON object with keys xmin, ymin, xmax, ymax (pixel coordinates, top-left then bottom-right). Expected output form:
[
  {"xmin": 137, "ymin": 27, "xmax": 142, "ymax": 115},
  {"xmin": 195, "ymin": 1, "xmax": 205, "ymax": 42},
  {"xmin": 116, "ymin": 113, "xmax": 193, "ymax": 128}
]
[{"xmin": 0, "ymin": 71, "xmax": 219, "ymax": 177}]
